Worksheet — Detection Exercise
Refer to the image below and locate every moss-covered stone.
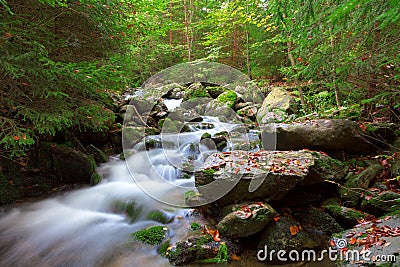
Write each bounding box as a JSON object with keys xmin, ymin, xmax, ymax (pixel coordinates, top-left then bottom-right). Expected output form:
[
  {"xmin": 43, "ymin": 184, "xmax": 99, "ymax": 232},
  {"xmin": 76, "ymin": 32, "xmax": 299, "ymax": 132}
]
[
  {"xmin": 145, "ymin": 210, "xmax": 173, "ymax": 224},
  {"xmin": 86, "ymin": 144, "xmax": 108, "ymax": 164},
  {"xmin": 183, "ymin": 82, "xmax": 211, "ymax": 100},
  {"xmin": 131, "ymin": 226, "xmax": 168, "ymax": 245},
  {"xmin": 361, "ymin": 191, "xmax": 400, "ymax": 216},
  {"xmin": 217, "ymin": 202, "xmax": 276, "ymax": 238},
  {"xmin": 324, "ymin": 204, "xmax": 371, "ymax": 229},
  {"xmin": 216, "ymin": 90, "xmax": 237, "ymax": 108}
]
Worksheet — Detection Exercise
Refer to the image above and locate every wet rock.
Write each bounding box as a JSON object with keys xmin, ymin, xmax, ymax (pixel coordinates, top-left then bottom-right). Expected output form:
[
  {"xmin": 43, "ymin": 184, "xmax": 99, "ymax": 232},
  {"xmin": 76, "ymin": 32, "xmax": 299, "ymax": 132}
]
[
  {"xmin": 217, "ymin": 202, "xmax": 276, "ymax": 238},
  {"xmin": 145, "ymin": 210, "xmax": 174, "ymax": 224},
  {"xmin": 257, "ymin": 215, "xmax": 325, "ymax": 263},
  {"xmin": 86, "ymin": 144, "xmax": 108, "ymax": 164},
  {"xmin": 49, "ymin": 145, "xmax": 96, "ymax": 184},
  {"xmin": 361, "ymin": 191, "xmax": 400, "ymax": 216},
  {"xmin": 262, "ymin": 119, "xmax": 378, "ymax": 153},
  {"xmin": 131, "ymin": 225, "xmax": 169, "ymax": 245},
  {"xmin": 293, "ymin": 207, "xmax": 344, "ymax": 238},
  {"xmin": 165, "ymin": 234, "xmax": 239, "ymax": 265},
  {"xmin": 340, "ymin": 163, "xmax": 384, "ymax": 208},
  {"xmin": 237, "ymin": 104, "xmax": 259, "ymax": 122}
]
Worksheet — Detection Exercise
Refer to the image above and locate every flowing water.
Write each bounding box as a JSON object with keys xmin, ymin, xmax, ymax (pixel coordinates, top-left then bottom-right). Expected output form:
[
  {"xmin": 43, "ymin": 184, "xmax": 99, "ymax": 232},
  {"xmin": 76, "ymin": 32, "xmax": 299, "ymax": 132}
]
[
  {"xmin": 0, "ymin": 116, "xmax": 248, "ymax": 266},
  {"xmin": 0, "ymin": 115, "xmax": 336, "ymax": 267}
]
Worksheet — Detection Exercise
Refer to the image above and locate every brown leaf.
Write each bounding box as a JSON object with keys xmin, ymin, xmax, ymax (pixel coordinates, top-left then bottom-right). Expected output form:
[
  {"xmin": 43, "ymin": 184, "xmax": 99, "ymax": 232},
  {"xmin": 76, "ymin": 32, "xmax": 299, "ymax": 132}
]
[
  {"xmin": 290, "ymin": 225, "xmax": 299, "ymax": 236},
  {"xmin": 273, "ymin": 215, "xmax": 280, "ymax": 222},
  {"xmin": 349, "ymin": 237, "xmax": 357, "ymax": 245},
  {"xmin": 231, "ymin": 254, "xmax": 241, "ymax": 261}
]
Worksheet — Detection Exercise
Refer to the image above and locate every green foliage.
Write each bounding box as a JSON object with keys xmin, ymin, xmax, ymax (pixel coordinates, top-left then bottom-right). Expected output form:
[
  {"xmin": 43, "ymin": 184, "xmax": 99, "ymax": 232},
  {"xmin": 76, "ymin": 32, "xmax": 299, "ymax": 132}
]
[
  {"xmin": 202, "ymin": 168, "xmax": 216, "ymax": 177},
  {"xmin": 131, "ymin": 226, "xmax": 168, "ymax": 245},
  {"xmin": 199, "ymin": 242, "xmax": 229, "ymax": 263}
]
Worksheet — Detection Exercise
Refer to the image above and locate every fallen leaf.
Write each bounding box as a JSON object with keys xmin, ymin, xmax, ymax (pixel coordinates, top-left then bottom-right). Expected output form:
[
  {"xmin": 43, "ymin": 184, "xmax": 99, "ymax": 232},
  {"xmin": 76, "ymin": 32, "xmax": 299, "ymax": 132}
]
[
  {"xmin": 231, "ymin": 254, "xmax": 241, "ymax": 261},
  {"xmin": 349, "ymin": 237, "xmax": 357, "ymax": 245},
  {"xmin": 290, "ymin": 225, "xmax": 299, "ymax": 236},
  {"xmin": 273, "ymin": 214, "xmax": 280, "ymax": 222}
]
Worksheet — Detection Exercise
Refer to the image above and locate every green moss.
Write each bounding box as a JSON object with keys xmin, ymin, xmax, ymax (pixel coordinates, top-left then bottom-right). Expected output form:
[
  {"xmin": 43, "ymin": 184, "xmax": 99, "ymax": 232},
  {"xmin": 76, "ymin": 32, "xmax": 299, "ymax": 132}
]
[
  {"xmin": 131, "ymin": 226, "xmax": 168, "ymax": 245},
  {"xmin": 200, "ymin": 132, "xmax": 212, "ymax": 140},
  {"xmin": 202, "ymin": 168, "xmax": 216, "ymax": 177},
  {"xmin": 113, "ymin": 200, "xmax": 142, "ymax": 222},
  {"xmin": 199, "ymin": 242, "xmax": 229, "ymax": 263},
  {"xmin": 190, "ymin": 222, "xmax": 201, "ymax": 231},
  {"xmin": 217, "ymin": 90, "xmax": 237, "ymax": 108},
  {"xmin": 184, "ymin": 190, "xmax": 201, "ymax": 202},
  {"xmin": 146, "ymin": 210, "xmax": 171, "ymax": 224},
  {"xmin": 90, "ymin": 172, "xmax": 102, "ymax": 185},
  {"xmin": 158, "ymin": 239, "xmax": 171, "ymax": 256}
]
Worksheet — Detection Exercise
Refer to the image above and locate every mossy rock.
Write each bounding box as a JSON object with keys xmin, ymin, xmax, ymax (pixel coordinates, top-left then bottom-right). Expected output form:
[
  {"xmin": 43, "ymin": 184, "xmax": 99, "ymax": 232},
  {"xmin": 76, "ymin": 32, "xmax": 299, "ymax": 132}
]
[
  {"xmin": 131, "ymin": 225, "xmax": 169, "ymax": 245},
  {"xmin": 165, "ymin": 234, "xmax": 239, "ymax": 265},
  {"xmin": 340, "ymin": 164, "xmax": 384, "ymax": 208},
  {"xmin": 86, "ymin": 144, "xmax": 108, "ymax": 164},
  {"xmin": 145, "ymin": 210, "xmax": 174, "ymax": 224},
  {"xmin": 258, "ymin": 215, "xmax": 325, "ymax": 263},
  {"xmin": 293, "ymin": 207, "xmax": 344, "ymax": 237},
  {"xmin": 216, "ymin": 90, "xmax": 237, "ymax": 109},
  {"xmin": 217, "ymin": 202, "xmax": 276, "ymax": 238},
  {"xmin": 361, "ymin": 191, "xmax": 400, "ymax": 216},
  {"xmin": 205, "ymin": 86, "xmax": 226, "ymax": 98},
  {"xmin": 112, "ymin": 200, "xmax": 143, "ymax": 222},
  {"xmin": 183, "ymin": 82, "xmax": 211, "ymax": 100},
  {"xmin": 324, "ymin": 204, "xmax": 371, "ymax": 229}
]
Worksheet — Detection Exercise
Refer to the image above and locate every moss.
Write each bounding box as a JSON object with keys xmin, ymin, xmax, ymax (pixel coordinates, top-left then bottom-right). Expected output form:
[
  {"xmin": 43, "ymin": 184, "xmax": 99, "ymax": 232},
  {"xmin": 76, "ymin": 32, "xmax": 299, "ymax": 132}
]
[
  {"xmin": 113, "ymin": 200, "xmax": 142, "ymax": 222},
  {"xmin": 217, "ymin": 90, "xmax": 237, "ymax": 108},
  {"xmin": 158, "ymin": 239, "xmax": 171, "ymax": 256},
  {"xmin": 90, "ymin": 172, "xmax": 102, "ymax": 185},
  {"xmin": 190, "ymin": 222, "xmax": 201, "ymax": 231},
  {"xmin": 184, "ymin": 190, "xmax": 201, "ymax": 202},
  {"xmin": 202, "ymin": 168, "xmax": 216, "ymax": 177},
  {"xmin": 146, "ymin": 210, "xmax": 171, "ymax": 224},
  {"xmin": 200, "ymin": 132, "xmax": 212, "ymax": 140},
  {"xmin": 199, "ymin": 242, "xmax": 229, "ymax": 263},
  {"xmin": 131, "ymin": 226, "xmax": 168, "ymax": 245}
]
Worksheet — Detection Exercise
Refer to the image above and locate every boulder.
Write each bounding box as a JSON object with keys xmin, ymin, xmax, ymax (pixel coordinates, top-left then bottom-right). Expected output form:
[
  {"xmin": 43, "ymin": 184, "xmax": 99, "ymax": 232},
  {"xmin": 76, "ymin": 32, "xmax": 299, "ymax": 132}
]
[
  {"xmin": 217, "ymin": 202, "xmax": 276, "ymax": 238},
  {"xmin": 262, "ymin": 119, "xmax": 378, "ymax": 153},
  {"xmin": 360, "ymin": 191, "xmax": 400, "ymax": 216},
  {"xmin": 257, "ymin": 215, "xmax": 325, "ymax": 263},
  {"xmin": 293, "ymin": 207, "xmax": 344, "ymax": 238},
  {"xmin": 323, "ymin": 204, "xmax": 372, "ymax": 229},
  {"xmin": 333, "ymin": 214, "xmax": 400, "ymax": 267},
  {"xmin": 165, "ymin": 233, "xmax": 239, "ymax": 265},
  {"xmin": 340, "ymin": 163, "xmax": 384, "ymax": 208},
  {"xmin": 49, "ymin": 145, "xmax": 96, "ymax": 184},
  {"xmin": 183, "ymin": 82, "xmax": 211, "ymax": 100},
  {"xmin": 257, "ymin": 88, "xmax": 299, "ymax": 124},
  {"xmin": 86, "ymin": 144, "xmax": 107, "ymax": 164},
  {"xmin": 194, "ymin": 150, "xmax": 344, "ymax": 207}
]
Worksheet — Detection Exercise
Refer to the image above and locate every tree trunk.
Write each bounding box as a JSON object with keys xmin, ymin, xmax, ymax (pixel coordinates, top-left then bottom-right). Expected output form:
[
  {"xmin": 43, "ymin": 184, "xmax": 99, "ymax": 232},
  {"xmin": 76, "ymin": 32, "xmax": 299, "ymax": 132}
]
[
  {"xmin": 287, "ymin": 41, "xmax": 307, "ymax": 109},
  {"xmin": 183, "ymin": 0, "xmax": 191, "ymax": 62}
]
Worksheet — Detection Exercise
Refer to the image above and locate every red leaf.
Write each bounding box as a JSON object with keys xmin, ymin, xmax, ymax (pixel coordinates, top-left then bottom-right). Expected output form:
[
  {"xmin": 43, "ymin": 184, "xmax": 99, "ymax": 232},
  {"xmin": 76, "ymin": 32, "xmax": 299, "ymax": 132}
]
[
  {"xmin": 13, "ymin": 136, "xmax": 20, "ymax": 141},
  {"xmin": 273, "ymin": 215, "xmax": 280, "ymax": 222}
]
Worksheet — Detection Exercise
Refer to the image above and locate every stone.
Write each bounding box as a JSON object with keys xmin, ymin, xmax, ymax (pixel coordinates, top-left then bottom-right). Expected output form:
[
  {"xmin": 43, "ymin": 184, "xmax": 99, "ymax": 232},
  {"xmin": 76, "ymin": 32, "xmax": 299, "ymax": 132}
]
[
  {"xmin": 340, "ymin": 163, "xmax": 384, "ymax": 208},
  {"xmin": 183, "ymin": 82, "xmax": 211, "ymax": 100},
  {"xmin": 262, "ymin": 119, "xmax": 378, "ymax": 153},
  {"xmin": 361, "ymin": 191, "xmax": 400, "ymax": 216},
  {"xmin": 333, "ymin": 214, "xmax": 400, "ymax": 267},
  {"xmin": 165, "ymin": 233, "xmax": 239, "ymax": 265},
  {"xmin": 50, "ymin": 145, "xmax": 96, "ymax": 184},
  {"xmin": 257, "ymin": 88, "xmax": 299, "ymax": 124},
  {"xmin": 195, "ymin": 150, "xmax": 344, "ymax": 207},
  {"xmin": 323, "ymin": 204, "xmax": 372, "ymax": 229},
  {"xmin": 217, "ymin": 202, "xmax": 276, "ymax": 238},
  {"xmin": 258, "ymin": 215, "xmax": 325, "ymax": 264},
  {"xmin": 86, "ymin": 144, "xmax": 107, "ymax": 164},
  {"xmin": 293, "ymin": 207, "xmax": 344, "ymax": 238}
]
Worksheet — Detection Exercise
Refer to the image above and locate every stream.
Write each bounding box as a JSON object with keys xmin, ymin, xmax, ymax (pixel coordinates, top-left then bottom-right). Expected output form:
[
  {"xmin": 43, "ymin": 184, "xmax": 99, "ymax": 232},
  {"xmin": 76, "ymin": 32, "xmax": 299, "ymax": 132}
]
[{"xmin": 0, "ymin": 112, "xmax": 335, "ymax": 266}]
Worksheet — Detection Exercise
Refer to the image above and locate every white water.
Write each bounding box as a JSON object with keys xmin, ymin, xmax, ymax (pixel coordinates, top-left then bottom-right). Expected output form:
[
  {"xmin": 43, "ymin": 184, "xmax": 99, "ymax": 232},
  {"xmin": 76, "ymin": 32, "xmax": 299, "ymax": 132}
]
[{"xmin": 0, "ymin": 116, "xmax": 253, "ymax": 267}]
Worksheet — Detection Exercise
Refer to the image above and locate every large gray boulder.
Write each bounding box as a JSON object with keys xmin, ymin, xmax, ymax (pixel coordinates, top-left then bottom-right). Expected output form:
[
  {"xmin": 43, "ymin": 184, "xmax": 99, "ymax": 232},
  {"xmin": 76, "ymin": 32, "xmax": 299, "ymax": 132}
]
[
  {"xmin": 194, "ymin": 150, "xmax": 346, "ymax": 207},
  {"xmin": 262, "ymin": 119, "xmax": 377, "ymax": 153}
]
